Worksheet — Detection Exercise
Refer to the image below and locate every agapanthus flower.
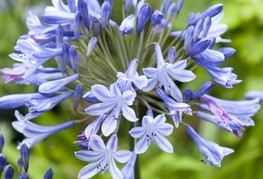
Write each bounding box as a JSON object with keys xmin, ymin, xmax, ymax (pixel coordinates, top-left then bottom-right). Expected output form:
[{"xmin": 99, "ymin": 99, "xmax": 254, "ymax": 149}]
[
  {"xmin": 143, "ymin": 43, "xmax": 196, "ymax": 101},
  {"xmin": 12, "ymin": 110, "xmax": 75, "ymax": 149},
  {"xmin": 129, "ymin": 110, "xmax": 174, "ymax": 154},
  {"xmin": 0, "ymin": 0, "xmax": 260, "ymax": 178},
  {"xmin": 85, "ymin": 83, "xmax": 138, "ymax": 136},
  {"xmin": 75, "ymin": 134, "xmax": 132, "ymax": 179},
  {"xmin": 186, "ymin": 125, "xmax": 234, "ymax": 167}
]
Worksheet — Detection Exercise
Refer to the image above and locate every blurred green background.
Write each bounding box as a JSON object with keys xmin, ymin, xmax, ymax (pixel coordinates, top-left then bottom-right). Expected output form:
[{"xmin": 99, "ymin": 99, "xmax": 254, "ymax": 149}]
[{"xmin": 1, "ymin": 0, "xmax": 263, "ymax": 178}]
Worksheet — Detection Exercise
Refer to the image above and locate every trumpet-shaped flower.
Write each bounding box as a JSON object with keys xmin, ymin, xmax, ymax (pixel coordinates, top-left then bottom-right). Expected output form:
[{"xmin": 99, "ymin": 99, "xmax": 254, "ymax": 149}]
[
  {"xmin": 129, "ymin": 111, "xmax": 174, "ymax": 154},
  {"xmin": 186, "ymin": 125, "xmax": 234, "ymax": 167},
  {"xmin": 75, "ymin": 134, "xmax": 132, "ymax": 179},
  {"xmin": 12, "ymin": 111, "xmax": 74, "ymax": 149}
]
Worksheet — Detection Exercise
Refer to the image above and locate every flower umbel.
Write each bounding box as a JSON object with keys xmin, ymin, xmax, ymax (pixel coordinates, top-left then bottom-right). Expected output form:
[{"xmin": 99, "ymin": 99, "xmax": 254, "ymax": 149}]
[{"xmin": 0, "ymin": 0, "xmax": 260, "ymax": 178}]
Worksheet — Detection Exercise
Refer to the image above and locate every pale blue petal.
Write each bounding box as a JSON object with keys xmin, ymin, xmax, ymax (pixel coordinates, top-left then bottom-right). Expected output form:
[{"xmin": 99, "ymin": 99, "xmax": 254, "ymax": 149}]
[
  {"xmin": 133, "ymin": 75, "xmax": 148, "ymax": 89},
  {"xmin": 74, "ymin": 151, "xmax": 104, "ymax": 162},
  {"xmin": 143, "ymin": 67, "xmax": 158, "ymax": 78},
  {"xmin": 153, "ymin": 114, "xmax": 166, "ymax": 125},
  {"xmin": 89, "ymin": 134, "xmax": 106, "ymax": 151},
  {"xmin": 85, "ymin": 101, "xmax": 116, "ymax": 115},
  {"xmin": 155, "ymin": 123, "xmax": 173, "ymax": 136},
  {"xmin": 114, "ymin": 150, "xmax": 132, "ymax": 163},
  {"xmin": 122, "ymin": 105, "xmax": 138, "ymax": 122},
  {"xmin": 91, "ymin": 84, "xmax": 114, "ymax": 102},
  {"xmin": 142, "ymin": 77, "xmax": 158, "ymax": 92},
  {"xmin": 77, "ymin": 160, "xmax": 100, "ymax": 179},
  {"xmin": 122, "ymin": 91, "xmax": 136, "ymax": 105},
  {"xmin": 154, "ymin": 43, "xmax": 165, "ymax": 66},
  {"xmin": 155, "ymin": 134, "xmax": 173, "ymax": 153},
  {"xmin": 106, "ymin": 134, "xmax": 118, "ymax": 151},
  {"xmin": 142, "ymin": 116, "xmax": 153, "ymax": 127},
  {"xmin": 109, "ymin": 158, "xmax": 123, "ymax": 179},
  {"xmin": 101, "ymin": 116, "xmax": 117, "ymax": 137},
  {"xmin": 129, "ymin": 127, "xmax": 146, "ymax": 138},
  {"xmin": 135, "ymin": 136, "xmax": 150, "ymax": 154}
]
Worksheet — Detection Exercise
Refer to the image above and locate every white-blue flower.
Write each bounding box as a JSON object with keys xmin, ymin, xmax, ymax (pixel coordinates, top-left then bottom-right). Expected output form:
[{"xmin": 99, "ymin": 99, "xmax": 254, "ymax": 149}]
[
  {"xmin": 85, "ymin": 83, "xmax": 138, "ymax": 136},
  {"xmin": 75, "ymin": 134, "xmax": 132, "ymax": 179},
  {"xmin": 116, "ymin": 59, "xmax": 148, "ymax": 92},
  {"xmin": 129, "ymin": 112, "xmax": 174, "ymax": 154},
  {"xmin": 143, "ymin": 43, "xmax": 196, "ymax": 101}
]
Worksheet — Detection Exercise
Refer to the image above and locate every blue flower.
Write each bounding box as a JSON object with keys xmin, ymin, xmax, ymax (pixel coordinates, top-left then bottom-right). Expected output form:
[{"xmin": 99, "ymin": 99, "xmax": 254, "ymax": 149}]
[
  {"xmin": 38, "ymin": 74, "xmax": 79, "ymax": 95},
  {"xmin": 156, "ymin": 87, "xmax": 192, "ymax": 127},
  {"xmin": 116, "ymin": 59, "xmax": 148, "ymax": 92},
  {"xmin": 186, "ymin": 125, "xmax": 234, "ymax": 167},
  {"xmin": 75, "ymin": 134, "xmax": 132, "ymax": 179},
  {"xmin": 129, "ymin": 111, "xmax": 174, "ymax": 154},
  {"xmin": 12, "ymin": 111, "xmax": 75, "ymax": 149},
  {"xmin": 25, "ymin": 91, "xmax": 73, "ymax": 119},
  {"xmin": 197, "ymin": 95, "xmax": 260, "ymax": 137},
  {"xmin": 0, "ymin": 93, "xmax": 43, "ymax": 109},
  {"xmin": 143, "ymin": 43, "xmax": 196, "ymax": 101},
  {"xmin": 85, "ymin": 83, "xmax": 138, "ymax": 136}
]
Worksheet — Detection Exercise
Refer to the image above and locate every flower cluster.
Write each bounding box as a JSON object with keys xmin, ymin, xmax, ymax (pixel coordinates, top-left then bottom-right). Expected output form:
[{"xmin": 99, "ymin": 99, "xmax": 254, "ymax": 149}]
[{"xmin": 0, "ymin": 0, "xmax": 260, "ymax": 178}]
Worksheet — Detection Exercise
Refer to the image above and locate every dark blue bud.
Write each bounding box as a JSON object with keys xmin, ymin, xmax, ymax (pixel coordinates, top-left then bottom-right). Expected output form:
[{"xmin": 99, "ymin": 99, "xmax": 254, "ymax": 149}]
[
  {"xmin": 201, "ymin": 3, "xmax": 223, "ymax": 19},
  {"xmin": 137, "ymin": 3, "xmax": 152, "ymax": 35},
  {"xmin": 151, "ymin": 10, "xmax": 163, "ymax": 26},
  {"xmin": 193, "ymin": 81, "xmax": 213, "ymax": 99},
  {"xmin": 68, "ymin": 46, "xmax": 80, "ymax": 72},
  {"xmin": 4, "ymin": 165, "xmax": 14, "ymax": 179},
  {"xmin": 18, "ymin": 173, "xmax": 29, "ymax": 179},
  {"xmin": 193, "ymin": 19, "xmax": 204, "ymax": 38},
  {"xmin": 78, "ymin": 0, "xmax": 92, "ymax": 30},
  {"xmin": 20, "ymin": 144, "xmax": 30, "ymax": 172},
  {"xmin": 217, "ymin": 47, "xmax": 236, "ymax": 59},
  {"xmin": 183, "ymin": 89, "xmax": 194, "ymax": 103},
  {"xmin": 168, "ymin": 46, "xmax": 176, "ymax": 63},
  {"xmin": 0, "ymin": 134, "xmax": 4, "ymax": 153},
  {"xmin": 200, "ymin": 17, "xmax": 211, "ymax": 38},
  {"xmin": 0, "ymin": 154, "xmax": 7, "ymax": 175},
  {"xmin": 43, "ymin": 168, "xmax": 53, "ymax": 179},
  {"xmin": 101, "ymin": 1, "xmax": 111, "ymax": 29},
  {"xmin": 183, "ymin": 26, "xmax": 195, "ymax": 51},
  {"xmin": 177, "ymin": 0, "xmax": 184, "ymax": 12},
  {"xmin": 73, "ymin": 84, "xmax": 83, "ymax": 109},
  {"xmin": 188, "ymin": 39, "xmax": 211, "ymax": 56}
]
